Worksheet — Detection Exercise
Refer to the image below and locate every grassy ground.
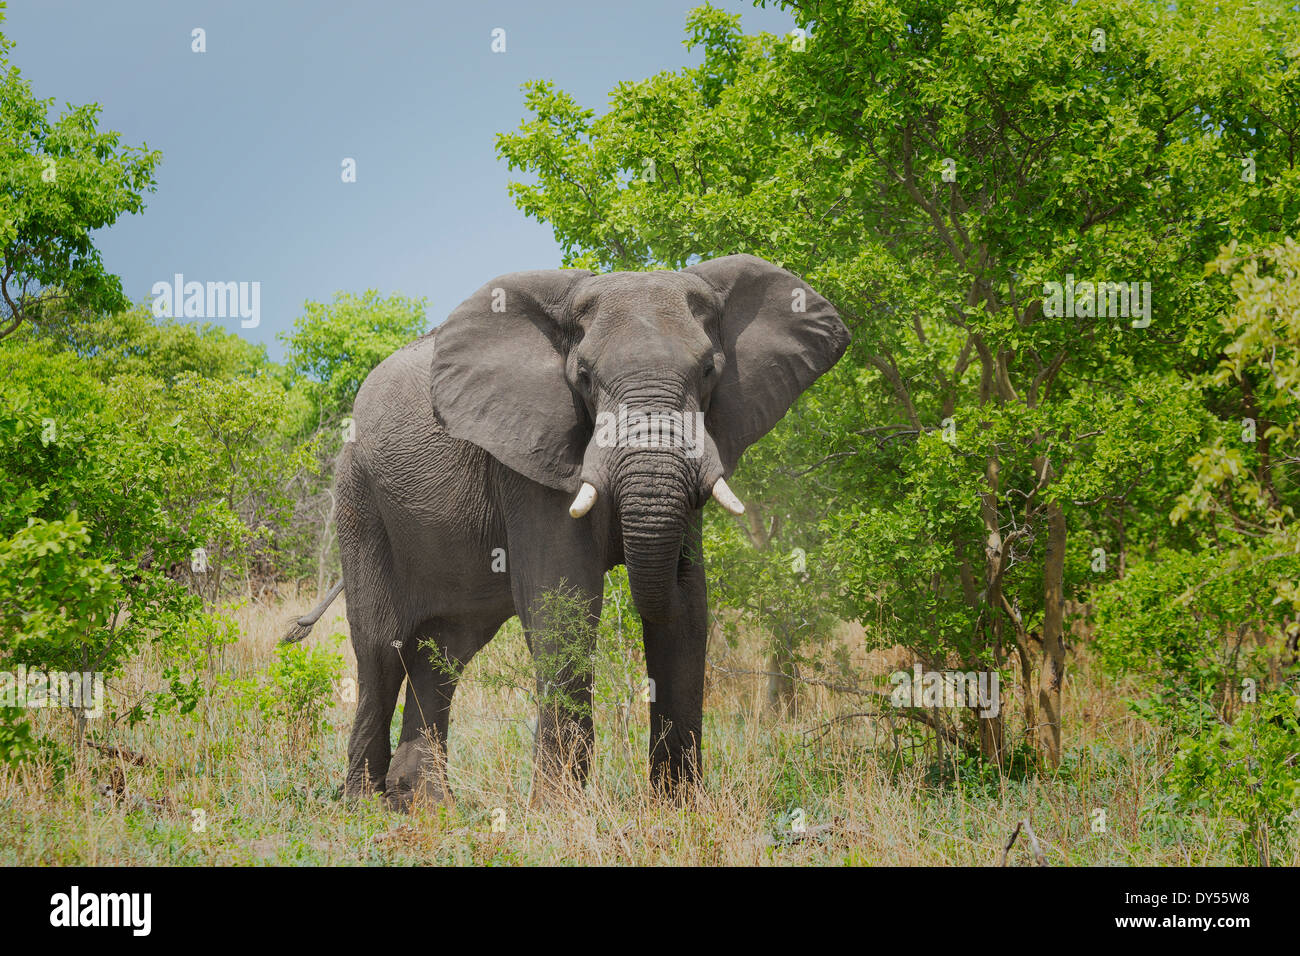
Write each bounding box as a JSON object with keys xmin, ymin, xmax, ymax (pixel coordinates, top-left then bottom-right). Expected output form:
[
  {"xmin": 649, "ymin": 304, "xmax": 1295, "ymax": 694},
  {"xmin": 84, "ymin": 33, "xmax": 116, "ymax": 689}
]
[{"xmin": 1, "ymin": 596, "xmax": 1290, "ymax": 866}]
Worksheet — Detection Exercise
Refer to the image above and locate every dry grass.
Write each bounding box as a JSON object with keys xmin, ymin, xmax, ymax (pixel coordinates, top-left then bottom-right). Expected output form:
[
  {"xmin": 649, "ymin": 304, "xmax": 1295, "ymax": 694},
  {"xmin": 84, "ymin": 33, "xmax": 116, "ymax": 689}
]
[{"xmin": 0, "ymin": 595, "xmax": 1291, "ymax": 866}]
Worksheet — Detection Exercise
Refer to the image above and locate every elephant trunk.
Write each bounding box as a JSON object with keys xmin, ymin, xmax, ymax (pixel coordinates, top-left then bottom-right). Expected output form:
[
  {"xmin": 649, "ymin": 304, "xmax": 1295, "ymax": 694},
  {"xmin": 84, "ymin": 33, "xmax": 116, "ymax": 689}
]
[{"xmin": 616, "ymin": 450, "xmax": 694, "ymax": 623}]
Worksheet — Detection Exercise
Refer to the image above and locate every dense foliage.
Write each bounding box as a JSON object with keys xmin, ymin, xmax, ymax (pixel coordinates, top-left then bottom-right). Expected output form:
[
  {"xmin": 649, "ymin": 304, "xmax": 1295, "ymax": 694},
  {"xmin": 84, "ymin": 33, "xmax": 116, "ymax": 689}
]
[
  {"xmin": 1, "ymin": 0, "xmax": 1297, "ymax": 862},
  {"xmin": 495, "ymin": 0, "xmax": 1300, "ymax": 853}
]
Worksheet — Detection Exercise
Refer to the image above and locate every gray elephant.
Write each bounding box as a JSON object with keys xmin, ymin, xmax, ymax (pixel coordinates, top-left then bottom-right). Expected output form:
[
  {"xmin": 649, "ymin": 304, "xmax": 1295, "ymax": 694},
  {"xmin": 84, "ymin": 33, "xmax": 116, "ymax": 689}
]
[{"xmin": 286, "ymin": 254, "xmax": 849, "ymax": 810}]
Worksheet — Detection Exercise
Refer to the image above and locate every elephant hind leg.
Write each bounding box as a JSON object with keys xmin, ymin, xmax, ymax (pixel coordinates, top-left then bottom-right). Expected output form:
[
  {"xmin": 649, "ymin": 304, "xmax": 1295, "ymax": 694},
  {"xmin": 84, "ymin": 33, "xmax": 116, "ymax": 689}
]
[
  {"xmin": 345, "ymin": 640, "xmax": 404, "ymax": 801},
  {"xmin": 338, "ymin": 444, "xmax": 410, "ymax": 802},
  {"xmin": 385, "ymin": 616, "xmax": 501, "ymax": 813}
]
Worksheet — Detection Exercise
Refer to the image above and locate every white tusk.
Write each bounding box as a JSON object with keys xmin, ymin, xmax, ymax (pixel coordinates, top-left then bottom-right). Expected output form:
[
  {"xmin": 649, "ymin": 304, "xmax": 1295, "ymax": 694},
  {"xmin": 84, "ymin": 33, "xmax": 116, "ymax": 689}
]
[
  {"xmin": 569, "ymin": 482, "xmax": 598, "ymax": 518},
  {"xmin": 711, "ymin": 477, "xmax": 745, "ymax": 516}
]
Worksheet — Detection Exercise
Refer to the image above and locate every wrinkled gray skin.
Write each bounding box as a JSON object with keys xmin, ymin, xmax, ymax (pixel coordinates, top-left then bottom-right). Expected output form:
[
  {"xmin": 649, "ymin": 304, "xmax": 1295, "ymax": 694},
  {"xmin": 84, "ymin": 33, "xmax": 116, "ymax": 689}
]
[{"xmin": 287, "ymin": 254, "xmax": 849, "ymax": 811}]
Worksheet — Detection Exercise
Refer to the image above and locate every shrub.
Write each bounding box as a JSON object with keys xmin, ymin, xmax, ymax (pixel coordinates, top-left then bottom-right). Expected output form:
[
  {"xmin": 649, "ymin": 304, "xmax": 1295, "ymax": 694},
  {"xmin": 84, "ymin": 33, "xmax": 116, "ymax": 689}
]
[{"xmin": 1161, "ymin": 689, "xmax": 1300, "ymax": 864}]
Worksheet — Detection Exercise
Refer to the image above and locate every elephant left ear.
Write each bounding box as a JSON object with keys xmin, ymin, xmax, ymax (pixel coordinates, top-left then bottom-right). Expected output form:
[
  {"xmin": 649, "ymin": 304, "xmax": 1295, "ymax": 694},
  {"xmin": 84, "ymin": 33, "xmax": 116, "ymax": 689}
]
[{"xmin": 685, "ymin": 254, "xmax": 850, "ymax": 475}]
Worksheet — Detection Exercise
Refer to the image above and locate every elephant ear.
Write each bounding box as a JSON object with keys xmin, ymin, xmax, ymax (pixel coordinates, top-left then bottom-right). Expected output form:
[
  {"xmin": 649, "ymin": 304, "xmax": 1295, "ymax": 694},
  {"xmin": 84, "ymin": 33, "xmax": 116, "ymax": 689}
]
[
  {"xmin": 430, "ymin": 269, "xmax": 592, "ymax": 492},
  {"xmin": 685, "ymin": 254, "xmax": 850, "ymax": 475}
]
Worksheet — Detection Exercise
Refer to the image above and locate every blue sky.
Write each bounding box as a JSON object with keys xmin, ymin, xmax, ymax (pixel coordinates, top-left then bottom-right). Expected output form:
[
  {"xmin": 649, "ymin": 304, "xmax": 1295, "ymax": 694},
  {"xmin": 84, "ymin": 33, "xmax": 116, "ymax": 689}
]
[{"xmin": 5, "ymin": 0, "xmax": 796, "ymax": 361}]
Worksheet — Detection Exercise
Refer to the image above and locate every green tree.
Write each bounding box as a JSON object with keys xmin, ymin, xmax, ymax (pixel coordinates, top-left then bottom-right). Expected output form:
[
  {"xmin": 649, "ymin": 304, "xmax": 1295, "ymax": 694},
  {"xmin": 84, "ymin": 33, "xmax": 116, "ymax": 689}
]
[
  {"xmin": 497, "ymin": 0, "xmax": 1300, "ymax": 765},
  {"xmin": 280, "ymin": 289, "xmax": 428, "ymax": 422},
  {"xmin": 0, "ymin": 341, "xmax": 205, "ymax": 750},
  {"xmin": 279, "ymin": 289, "xmax": 428, "ymax": 589},
  {"xmin": 1162, "ymin": 688, "xmax": 1300, "ymax": 865},
  {"xmin": 158, "ymin": 371, "xmax": 319, "ymax": 603},
  {"xmin": 31, "ymin": 302, "xmax": 269, "ymax": 385},
  {"xmin": 1095, "ymin": 237, "xmax": 1300, "ymax": 857},
  {"xmin": 0, "ymin": 3, "xmax": 160, "ymax": 340}
]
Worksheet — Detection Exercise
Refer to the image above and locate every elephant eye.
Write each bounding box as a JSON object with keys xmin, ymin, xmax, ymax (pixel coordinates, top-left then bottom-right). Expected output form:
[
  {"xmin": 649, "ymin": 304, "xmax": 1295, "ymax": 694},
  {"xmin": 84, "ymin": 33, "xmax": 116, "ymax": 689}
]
[
  {"xmin": 703, "ymin": 362, "xmax": 715, "ymax": 379},
  {"xmin": 576, "ymin": 367, "xmax": 592, "ymax": 390}
]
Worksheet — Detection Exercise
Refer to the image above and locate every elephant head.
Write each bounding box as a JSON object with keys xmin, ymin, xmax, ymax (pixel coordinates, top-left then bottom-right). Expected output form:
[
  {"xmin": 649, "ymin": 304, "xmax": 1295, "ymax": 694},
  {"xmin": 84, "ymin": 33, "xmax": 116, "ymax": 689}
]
[{"xmin": 429, "ymin": 254, "xmax": 849, "ymax": 621}]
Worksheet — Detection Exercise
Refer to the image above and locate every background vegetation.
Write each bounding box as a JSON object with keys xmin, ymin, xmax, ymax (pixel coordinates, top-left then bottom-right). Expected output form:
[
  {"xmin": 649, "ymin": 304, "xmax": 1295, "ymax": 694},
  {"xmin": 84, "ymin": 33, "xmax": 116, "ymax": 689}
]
[{"xmin": 2, "ymin": 0, "xmax": 1297, "ymax": 865}]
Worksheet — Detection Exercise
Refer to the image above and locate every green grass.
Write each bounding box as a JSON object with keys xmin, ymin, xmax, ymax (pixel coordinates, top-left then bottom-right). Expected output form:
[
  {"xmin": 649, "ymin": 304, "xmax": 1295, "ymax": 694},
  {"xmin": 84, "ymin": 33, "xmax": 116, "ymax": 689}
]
[{"xmin": 1, "ymin": 598, "xmax": 1291, "ymax": 866}]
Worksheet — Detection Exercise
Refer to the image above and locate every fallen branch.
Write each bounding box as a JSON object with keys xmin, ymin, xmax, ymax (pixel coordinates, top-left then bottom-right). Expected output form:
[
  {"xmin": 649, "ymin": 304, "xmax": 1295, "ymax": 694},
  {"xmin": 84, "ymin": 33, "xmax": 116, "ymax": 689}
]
[
  {"xmin": 86, "ymin": 741, "xmax": 147, "ymax": 766},
  {"xmin": 802, "ymin": 712, "xmax": 875, "ymax": 741},
  {"xmin": 710, "ymin": 662, "xmax": 966, "ymax": 748},
  {"xmin": 1023, "ymin": 818, "xmax": 1047, "ymax": 865},
  {"xmin": 801, "ymin": 706, "xmax": 963, "ymax": 748},
  {"xmin": 1000, "ymin": 820, "xmax": 1023, "ymax": 866},
  {"xmin": 1001, "ymin": 817, "xmax": 1048, "ymax": 866}
]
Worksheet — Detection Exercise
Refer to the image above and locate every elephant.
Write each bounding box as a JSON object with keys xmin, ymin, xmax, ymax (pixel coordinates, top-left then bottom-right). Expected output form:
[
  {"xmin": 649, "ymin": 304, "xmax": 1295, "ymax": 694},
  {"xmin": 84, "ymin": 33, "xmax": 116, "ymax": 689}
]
[{"xmin": 285, "ymin": 253, "xmax": 849, "ymax": 810}]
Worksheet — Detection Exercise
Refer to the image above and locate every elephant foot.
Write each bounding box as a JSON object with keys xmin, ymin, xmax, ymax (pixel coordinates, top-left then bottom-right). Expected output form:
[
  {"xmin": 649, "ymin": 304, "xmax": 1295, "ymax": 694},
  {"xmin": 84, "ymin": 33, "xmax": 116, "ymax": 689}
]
[
  {"xmin": 529, "ymin": 721, "xmax": 594, "ymax": 808},
  {"xmin": 527, "ymin": 763, "xmax": 589, "ymax": 810},
  {"xmin": 384, "ymin": 740, "xmax": 453, "ymax": 813},
  {"xmin": 650, "ymin": 753, "xmax": 703, "ymax": 805},
  {"xmin": 384, "ymin": 780, "xmax": 453, "ymax": 813},
  {"xmin": 343, "ymin": 769, "xmax": 388, "ymax": 806},
  {"xmin": 342, "ymin": 787, "xmax": 387, "ymax": 809}
]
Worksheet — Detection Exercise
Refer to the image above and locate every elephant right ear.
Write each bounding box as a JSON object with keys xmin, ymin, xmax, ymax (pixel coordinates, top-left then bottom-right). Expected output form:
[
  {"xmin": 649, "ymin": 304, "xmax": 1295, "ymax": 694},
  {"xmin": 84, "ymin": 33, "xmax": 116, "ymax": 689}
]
[{"xmin": 430, "ymin": 269, "xmax": 593, "ymax": 492}]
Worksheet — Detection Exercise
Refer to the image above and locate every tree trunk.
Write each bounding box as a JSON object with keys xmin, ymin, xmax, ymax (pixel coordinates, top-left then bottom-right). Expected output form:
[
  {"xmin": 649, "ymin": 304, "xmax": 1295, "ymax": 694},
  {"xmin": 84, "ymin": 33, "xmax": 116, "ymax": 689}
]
[
  {"xmin": 741, "ymin": 504, "xmax": 798, "ymax": 715},
  {"xmin": 766, "ymin": 636, "xmax": 797, "ymax": 716},
  {"xmin": 1038, "ymin": 499, "xmax": 1067, "ymax": 766},
  {"xmin": 978, "ymin": 456, "xmax": 1007, "ymax": 767}
]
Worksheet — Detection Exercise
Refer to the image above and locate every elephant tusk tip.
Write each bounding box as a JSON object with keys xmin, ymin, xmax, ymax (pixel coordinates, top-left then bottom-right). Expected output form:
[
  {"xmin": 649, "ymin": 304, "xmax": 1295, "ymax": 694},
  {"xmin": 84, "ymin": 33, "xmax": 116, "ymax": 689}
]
[
  {"xmin": 569, "ymin": 482, "xmax": 598, "ymax": 518},
  {"xmin": 711, "ymin": 478, "xmax": 745, "ymax": 516}
]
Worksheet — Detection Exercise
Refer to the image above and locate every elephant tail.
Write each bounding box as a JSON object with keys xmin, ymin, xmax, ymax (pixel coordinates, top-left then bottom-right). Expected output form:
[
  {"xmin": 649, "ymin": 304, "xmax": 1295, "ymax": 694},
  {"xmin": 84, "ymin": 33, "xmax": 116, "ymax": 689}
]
[{"xmin": 282, "ymin": 580, "xmax": 345, "ymax": 644}]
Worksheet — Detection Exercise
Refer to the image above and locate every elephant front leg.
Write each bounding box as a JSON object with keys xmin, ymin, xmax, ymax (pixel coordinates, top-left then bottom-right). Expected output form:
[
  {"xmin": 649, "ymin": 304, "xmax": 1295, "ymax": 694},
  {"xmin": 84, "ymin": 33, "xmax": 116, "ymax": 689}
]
[
  {"xmin": 642, "ymin": 518, "xmax": 709, "ymax": 799},
  {"xmin": 643, "ymin": 621, "xmax": 707, "ymax": 798},
  {"xmin": 522, "ymin": 592, "xmax": 598, "ymax": 806},
  {"xmin": 499, "ymin": 476, "xmax": 607, "ymax": 807},
  {"xmin": 529, "ymin": 665, "xmax": 595, "ymax": 806}
]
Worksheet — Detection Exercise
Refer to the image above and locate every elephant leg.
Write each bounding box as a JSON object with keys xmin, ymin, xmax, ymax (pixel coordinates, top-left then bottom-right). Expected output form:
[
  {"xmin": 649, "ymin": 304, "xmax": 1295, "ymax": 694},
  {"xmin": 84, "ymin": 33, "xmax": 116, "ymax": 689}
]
[
  {"xmin": 384, "ymin": 650, "xmax": 453, "ymax": 813},
  {"xmin": 385, "ymin": 616, "xmax": 499, "ymax": 812},
  {"xmin": 522, "ymin": 610, "xmax": 598, "ymax": 806},
  {"xmin": 338, "ymin": 446, "xmax": 407, "ymax": 801},
  {"xmin": 345, "ymin": 637, "xmax": 404, "ymax": 800},
  {"xmin": 499, "ymin": 477, "xmax": 606, "ymax": 806},
  {"xmin": 642, "ymin": 511, "xmax": 708, "ymax": 799}
]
